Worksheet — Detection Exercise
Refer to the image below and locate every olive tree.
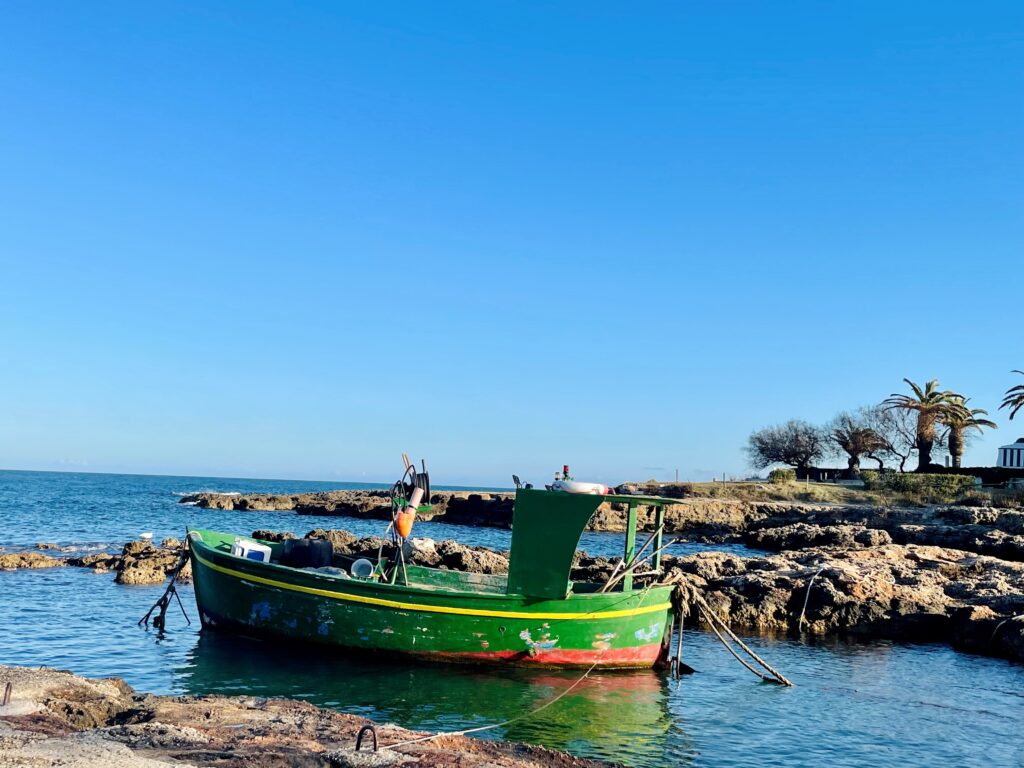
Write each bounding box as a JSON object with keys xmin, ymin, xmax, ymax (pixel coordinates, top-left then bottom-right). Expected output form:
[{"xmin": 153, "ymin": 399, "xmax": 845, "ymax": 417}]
[{"xmin": 746, "ymin": 420, "xmax": 828, "ymax": 471}]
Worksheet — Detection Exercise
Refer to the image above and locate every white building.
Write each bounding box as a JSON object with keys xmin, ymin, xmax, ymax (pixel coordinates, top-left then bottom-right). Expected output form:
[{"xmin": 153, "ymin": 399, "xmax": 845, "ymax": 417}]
[{"xmin": 997, "ymin": 438, "xmax": 1024, "ymax": 469}]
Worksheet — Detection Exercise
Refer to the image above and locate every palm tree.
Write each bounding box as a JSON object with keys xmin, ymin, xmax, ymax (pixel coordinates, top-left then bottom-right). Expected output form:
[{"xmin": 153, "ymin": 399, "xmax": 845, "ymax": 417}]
[
  {"xmin": 883, "ymin": 378, "xmax": 965, "ymax": 472},
  {"xmin": 1001, "ymin": 370, "xmax": 1024, "ymax": 420},
  {"xmin": 941, "ymin": 397, "xmax": 997, "ymax": 469}
]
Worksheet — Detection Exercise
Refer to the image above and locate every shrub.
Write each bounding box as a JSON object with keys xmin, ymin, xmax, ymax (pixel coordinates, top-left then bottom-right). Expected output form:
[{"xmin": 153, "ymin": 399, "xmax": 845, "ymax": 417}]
[
  {"xmin": 955, "ymin": 490, "xmax": 992, "ymax": 507},
  {"xmin": 861, "ymin": 471, "xmax": 978, "ymax": 502},
  {"xmin": 929, "ymin": 466, "xmax": 1024, "ymax": 485},
  {"xmin": 656, "ymin": 483, "xmax": 694, "ymax": 499},
  {"xmin": 768, "ymin": 468, "xmax": 796, "ymax": 484}
]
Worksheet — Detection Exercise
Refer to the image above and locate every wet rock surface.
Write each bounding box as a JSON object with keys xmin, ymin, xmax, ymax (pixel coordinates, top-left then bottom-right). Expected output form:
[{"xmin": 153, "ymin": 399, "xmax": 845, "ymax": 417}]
[
  {"xmin": 659, "ymin": 545, "xmax": 1024, "ymax": 663},
  {"xmin": 20, "ymin": 540, "xmax": 194, "ymax": 585},
  {"xmin": 114, "ymin": 541, "xmax": 191, "ymax": 586},
  {"xmin": 0, "ymin": 552, "xmax": 65, "ymax": 570},
  {"xmin": 0, "ymin": 665, "xmax": 612, "ymax": 768},
  {"xmin": 299, "ymin": 530, "xmax": 511, "ymax": 574}
]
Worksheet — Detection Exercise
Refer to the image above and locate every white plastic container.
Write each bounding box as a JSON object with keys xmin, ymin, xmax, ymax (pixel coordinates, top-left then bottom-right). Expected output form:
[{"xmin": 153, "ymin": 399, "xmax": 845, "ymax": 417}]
[{"xmin": 231, "ymin": 538, "xmax": 272, "ymax": 563}]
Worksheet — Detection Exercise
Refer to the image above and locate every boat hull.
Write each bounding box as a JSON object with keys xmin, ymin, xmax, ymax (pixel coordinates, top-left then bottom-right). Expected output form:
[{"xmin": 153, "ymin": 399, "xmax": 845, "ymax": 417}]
[{"xmin": 189, "ymin": 531, "xmax": 674, "ymax": 668}]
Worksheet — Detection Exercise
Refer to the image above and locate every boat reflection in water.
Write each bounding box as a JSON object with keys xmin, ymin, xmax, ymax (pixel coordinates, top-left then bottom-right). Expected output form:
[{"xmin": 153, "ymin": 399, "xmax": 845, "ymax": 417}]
[{"xmin": 178, "ymin": 632, "xmax": 675, "ymax": 766}]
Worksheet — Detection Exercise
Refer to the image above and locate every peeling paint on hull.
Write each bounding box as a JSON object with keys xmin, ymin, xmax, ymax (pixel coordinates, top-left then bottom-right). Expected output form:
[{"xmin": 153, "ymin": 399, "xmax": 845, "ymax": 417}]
[{"xmin": 190, "ymin": 530, "xmax": 675, "ymax": 670}]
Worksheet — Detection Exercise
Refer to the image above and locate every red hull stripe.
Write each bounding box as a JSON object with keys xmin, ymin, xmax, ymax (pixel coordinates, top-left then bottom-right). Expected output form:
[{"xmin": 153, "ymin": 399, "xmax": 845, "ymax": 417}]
[{"xmin": 415, "ymin": 642, "xmax": 665, "ymax": 666}]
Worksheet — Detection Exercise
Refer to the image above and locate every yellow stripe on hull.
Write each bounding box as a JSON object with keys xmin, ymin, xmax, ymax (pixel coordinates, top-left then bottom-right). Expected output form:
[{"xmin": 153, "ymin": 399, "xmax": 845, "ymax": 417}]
[{"xmin": 192, "ymin": 549, "xmax": 671, "ymax": 621}]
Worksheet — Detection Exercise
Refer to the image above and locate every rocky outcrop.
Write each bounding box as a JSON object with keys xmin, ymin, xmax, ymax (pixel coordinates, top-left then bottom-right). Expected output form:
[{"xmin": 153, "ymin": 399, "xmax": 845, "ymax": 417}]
[
  {"xmin": 183, "ymin": 492, "xmax": 304, "ymax": 511},
  {"xmin": 0, "ymin": 665, "xmax": 611, "ymax": 767},
  {"xmin": 181, "ymin": 489, "xmax": 518, "ymax": 527},
  {"xmin": 589, "ymin": 498, "xmax": 1024, "ymax": 562},
  {"xmin": 590, "ymin": 497, "xmax": 770, "ymax": 537},
  {"xmin": 250, "ymin": 529, "xmax": 297, "ymax": 542},
  {"xmin": 66, "ymin": 552, "xmax": 122, "ymax": 572},
  {"xmin": 298, "ymin": 529, "xmax": 511, "ymax": 574},
  {"xmin": 662, "ymin": 544, "xmax": 1024, "ymax": 662},
  {"xmin": 49, "ymin": 541, "xmax": 193, "ymax": 585},
  {"xmin": 0, "ymin": 552, "xmax": 65, "ymax": 570},
  {"xmin": 744, "ymin": 523, "xmax": 893, "ymax": 551},
  {"xmin": 114, "ymin": 541, "xmax": 191, "ymax": 586}
]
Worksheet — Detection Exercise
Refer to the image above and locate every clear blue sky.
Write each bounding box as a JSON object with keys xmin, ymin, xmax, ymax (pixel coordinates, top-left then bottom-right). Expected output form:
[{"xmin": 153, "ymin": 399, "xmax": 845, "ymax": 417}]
[{"xmin": 1, "ymin": 2, "xmax": 1021, "ymax": 486}]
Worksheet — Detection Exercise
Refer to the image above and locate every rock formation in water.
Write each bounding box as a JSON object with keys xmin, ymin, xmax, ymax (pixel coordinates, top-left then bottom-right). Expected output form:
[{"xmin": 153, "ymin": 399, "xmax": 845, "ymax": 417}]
[
  {"xmin": 60, "ymin": 540, "xmax": 191, "ymax": 585},
  {"xmin": 0, "ymin": 552, "xmax": 65, "ymax": 570}
]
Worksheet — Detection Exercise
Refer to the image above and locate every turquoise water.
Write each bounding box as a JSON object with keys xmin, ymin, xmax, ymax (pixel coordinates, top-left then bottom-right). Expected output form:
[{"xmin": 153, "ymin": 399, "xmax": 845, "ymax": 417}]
[{"xmin": 1, "ymin": 470, "xmax": 1022, "ymax": 767}]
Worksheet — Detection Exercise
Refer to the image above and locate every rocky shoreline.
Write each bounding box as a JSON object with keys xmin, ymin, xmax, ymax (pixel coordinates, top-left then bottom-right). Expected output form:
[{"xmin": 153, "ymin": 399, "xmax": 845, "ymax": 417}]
[
  {"xmin": 11, "ymin": 485, "xmax": 1024, "ymax": 669},
  {"xmin": 180, "ymin": 487, "xmax": 1024, "ymax": 563},
  {"xmin": 0, "ymin": 665, "xmax": 612, "ymax": 767}
]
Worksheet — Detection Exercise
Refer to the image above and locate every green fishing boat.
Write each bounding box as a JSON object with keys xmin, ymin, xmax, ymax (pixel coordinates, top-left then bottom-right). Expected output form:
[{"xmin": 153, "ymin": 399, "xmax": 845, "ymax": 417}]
[{"xmin": 188, "ymin": 466, "xmax": 678, "ymax": 668}]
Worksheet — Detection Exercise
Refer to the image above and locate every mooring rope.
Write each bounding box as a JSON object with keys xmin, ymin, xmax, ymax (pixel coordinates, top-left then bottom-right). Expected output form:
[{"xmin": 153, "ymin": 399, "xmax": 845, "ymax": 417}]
[
  {"xmin": 797, "ymin": 566, "xmax": 826, "ymax": 631},
  {"xmin": 990, "ymin": 612, "xmax": 1024, "ymax": 644},
  {"xmin": 380, "ymin": 659, "xmax": 602, "ymax": 750},
  {"xmin": 680, "ymin": 586, "xmax": 793, "ymax": 686}
]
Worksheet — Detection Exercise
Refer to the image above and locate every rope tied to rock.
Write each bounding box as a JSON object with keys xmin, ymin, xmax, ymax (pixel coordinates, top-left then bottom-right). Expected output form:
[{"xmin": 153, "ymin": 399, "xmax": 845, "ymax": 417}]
[
  {"xmin": 798, "ymin": 566, "xmax": 826, "ymax": 632},
  {"xmin": 990, "ymin": 612, "xmax": 1024, "ymax": 645}
]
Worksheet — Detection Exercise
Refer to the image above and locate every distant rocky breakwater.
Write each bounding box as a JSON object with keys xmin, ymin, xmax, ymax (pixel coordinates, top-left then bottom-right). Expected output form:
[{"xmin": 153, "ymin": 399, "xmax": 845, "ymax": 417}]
[{"xmin": 180, "ymin": 488, "xmax": 516, "ymax": 527}]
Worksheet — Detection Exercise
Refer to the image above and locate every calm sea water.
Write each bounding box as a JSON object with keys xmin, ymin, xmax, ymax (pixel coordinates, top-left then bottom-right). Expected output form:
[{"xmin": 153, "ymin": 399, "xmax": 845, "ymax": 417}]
[{"xmin": 1, "ymin": 470, "xmax": 1022, "ymax": 767}]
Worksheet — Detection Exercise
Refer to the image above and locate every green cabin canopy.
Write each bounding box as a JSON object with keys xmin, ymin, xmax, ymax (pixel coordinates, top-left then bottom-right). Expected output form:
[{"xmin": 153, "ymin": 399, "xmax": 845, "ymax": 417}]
[{"xmin": 505, "ymin": 489, "xmax": 678, "ymax": 599}]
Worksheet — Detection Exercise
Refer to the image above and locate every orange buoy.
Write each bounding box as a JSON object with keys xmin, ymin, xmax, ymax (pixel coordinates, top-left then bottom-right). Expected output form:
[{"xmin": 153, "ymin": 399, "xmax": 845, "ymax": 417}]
[{"xmin": 395, "ymin": 509, "xmax": 415, "ymax": 538}]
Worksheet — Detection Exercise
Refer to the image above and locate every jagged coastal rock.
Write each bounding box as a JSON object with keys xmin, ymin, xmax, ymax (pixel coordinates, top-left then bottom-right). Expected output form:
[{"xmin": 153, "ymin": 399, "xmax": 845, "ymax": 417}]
[
  {"xmin": 0, "ymin": 551, "xmax": 66, "ymax": 570},
  {"xmin": 664, "ymin": 545, "xmax": 1024, "ymax": 662},
  {"xmin": 66, "ymin": 540, "xmax": 189, "ymax": 586},
  {"xmin": 0, "ymin": 665, "xmax": 611, "ymax": 768}
]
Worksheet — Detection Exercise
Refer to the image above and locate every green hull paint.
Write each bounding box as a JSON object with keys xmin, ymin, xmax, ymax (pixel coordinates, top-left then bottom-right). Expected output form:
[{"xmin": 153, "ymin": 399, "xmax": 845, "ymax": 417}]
[{"xmin": 189, "ymin": 529, "xmax": 674, "ymax": 668}]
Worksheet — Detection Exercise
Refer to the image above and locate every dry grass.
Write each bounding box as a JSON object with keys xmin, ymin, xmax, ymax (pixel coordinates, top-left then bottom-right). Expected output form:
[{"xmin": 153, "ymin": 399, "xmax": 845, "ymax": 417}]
[
  {"xmin": 645, "ymin": 480, "xmax": 887, "ymax": 505},
  {"xmin": 638, "ymin": 480, "xmax": 1024, "ymax": 509}
]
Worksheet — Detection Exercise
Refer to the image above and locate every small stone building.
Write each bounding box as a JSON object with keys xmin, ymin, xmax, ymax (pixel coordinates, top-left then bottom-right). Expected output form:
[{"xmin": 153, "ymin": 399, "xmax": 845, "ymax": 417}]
[{"xmin": 997, "ymin": 438, "xmax": 1024, "ymax": 469}]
